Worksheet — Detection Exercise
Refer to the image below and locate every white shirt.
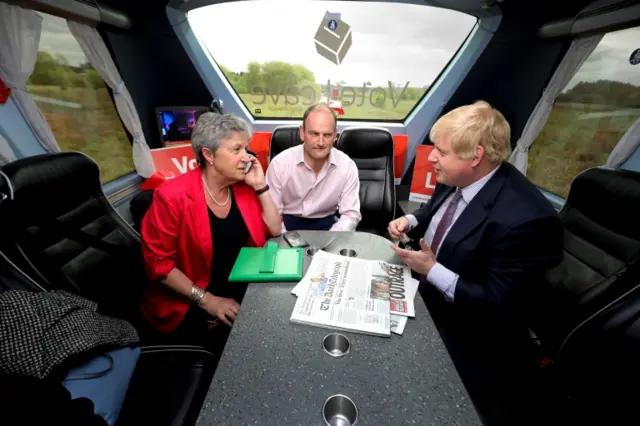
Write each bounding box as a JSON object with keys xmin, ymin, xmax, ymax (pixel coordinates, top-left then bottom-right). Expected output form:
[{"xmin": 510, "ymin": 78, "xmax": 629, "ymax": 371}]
[{"xmin": 406, "ymin": 166, "xmax": 500, "ymax": 302}]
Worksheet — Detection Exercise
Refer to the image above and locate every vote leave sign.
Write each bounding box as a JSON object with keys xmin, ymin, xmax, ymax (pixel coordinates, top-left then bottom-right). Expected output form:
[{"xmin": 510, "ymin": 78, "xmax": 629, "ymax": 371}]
[
  {"xmin": 409, "ymin": 145, "xmax": 437, "ymax": 203},
  {"xmin": 150, "ymin": 144, "xmax": 197, "ymax": 179}
]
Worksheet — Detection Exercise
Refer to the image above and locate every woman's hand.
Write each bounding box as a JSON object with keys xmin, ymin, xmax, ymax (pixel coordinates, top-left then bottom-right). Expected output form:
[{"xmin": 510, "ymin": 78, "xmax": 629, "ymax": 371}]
[
  {"xmin": 244, "ymin": 155, "xmax": 266, "ymax": 191},
  {"xmin": 199, "ymin": 293, "xmax": 240, "ymax": 327}
]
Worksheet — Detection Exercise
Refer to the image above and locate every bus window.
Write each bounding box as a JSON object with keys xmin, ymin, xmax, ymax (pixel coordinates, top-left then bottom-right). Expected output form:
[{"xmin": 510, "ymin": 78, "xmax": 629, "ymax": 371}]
[
  {"xmin": 26, "ymin": 13, "xmax": 134, "ymax": 184},
  {"xmin": 527, "ymin": 25, "xmax": 640, "ymax": 198},
  {"xmin": 188, "ymin": 1, "xmax": 476, "ymax": 121}
]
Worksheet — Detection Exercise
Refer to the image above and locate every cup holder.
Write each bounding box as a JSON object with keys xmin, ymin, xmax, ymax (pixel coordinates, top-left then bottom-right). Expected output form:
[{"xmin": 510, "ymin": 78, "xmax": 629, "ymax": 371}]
[
  {"xmin": 322, "ymin": 333, "xmax": 351, "ymax": 357},
  {"xmin": 339, "ymin": 248, "xmax": 357, "ymax": 258},
  {"xmin": 323, "ymin": 394, "xmax": 358, "ymax": 426},
  {"xmin": 306, "ymin": 247, "xmax": 319, "ymax": 256}
]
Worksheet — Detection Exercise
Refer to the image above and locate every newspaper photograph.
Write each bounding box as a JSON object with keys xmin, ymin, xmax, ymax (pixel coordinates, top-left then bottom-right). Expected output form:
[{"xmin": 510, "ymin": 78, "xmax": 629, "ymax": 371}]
[{"xmin": 289, "ymin": 251, "xmax": 391, "ymax": 336}]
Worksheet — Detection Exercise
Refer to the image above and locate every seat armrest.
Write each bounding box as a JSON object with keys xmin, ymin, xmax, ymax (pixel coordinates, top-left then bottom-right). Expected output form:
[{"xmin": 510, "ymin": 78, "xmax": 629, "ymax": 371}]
[{"xmin": 115, "ymin": 347, "xmax": 215, "ymax": 426}]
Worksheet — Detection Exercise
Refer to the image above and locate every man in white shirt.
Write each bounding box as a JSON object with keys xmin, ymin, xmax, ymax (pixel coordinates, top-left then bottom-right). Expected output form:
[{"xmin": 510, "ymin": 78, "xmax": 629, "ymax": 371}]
[
  {"xmin": 388, "ymin": 100, "xmax": 563, "ymax": 426},
  {"xmin": 266, "ymin": 104, "xmax": 361, "ymax": 232}
]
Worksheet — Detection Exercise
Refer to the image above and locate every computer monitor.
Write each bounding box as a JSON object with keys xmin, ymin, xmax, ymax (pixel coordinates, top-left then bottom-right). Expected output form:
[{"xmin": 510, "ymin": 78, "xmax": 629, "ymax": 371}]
[{"xmin": 156, "ymin": 106, "xmax": 209, "ymax": 146}]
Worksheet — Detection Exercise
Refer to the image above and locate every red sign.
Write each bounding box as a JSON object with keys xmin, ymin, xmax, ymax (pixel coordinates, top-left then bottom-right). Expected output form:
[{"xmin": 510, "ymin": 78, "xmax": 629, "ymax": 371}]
[
  {"xmin": 409, "ymin": 145, "xmax": 437, "ymax": 203},
  {"xmin": 150, "ymin": 144, "xmax": 197, "ymax": 179}
]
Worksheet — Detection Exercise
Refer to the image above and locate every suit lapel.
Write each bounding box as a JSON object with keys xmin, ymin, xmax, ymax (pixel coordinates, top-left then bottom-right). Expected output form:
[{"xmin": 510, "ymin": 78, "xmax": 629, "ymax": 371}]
[
  {"xmin": 186, "ymin": 170, "xmax": 213, "ymax": 273},
  {"xmin": 408, "ymin": 185, "xmax": 454, "ymax": 242},
  {"xmin": 436, "ymin": 201, "xmax": 486, "ymax": 262},
  {"xmin": 436, "ymin": 163, "xmax": 509, "ymax": 262}
]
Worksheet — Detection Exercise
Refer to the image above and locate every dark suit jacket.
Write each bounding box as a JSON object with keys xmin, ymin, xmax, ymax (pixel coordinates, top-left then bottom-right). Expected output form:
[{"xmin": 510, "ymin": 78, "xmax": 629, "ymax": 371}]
[{"xmin": 407, "ymin": 162, "xmax": 563, "ymax": 372}]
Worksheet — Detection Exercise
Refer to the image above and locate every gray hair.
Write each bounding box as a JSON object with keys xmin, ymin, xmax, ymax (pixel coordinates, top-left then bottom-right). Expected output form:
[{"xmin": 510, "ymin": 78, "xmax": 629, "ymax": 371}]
[{"xmin": 191, "ymin": 113, "xmax": 253, "ymax": 166}]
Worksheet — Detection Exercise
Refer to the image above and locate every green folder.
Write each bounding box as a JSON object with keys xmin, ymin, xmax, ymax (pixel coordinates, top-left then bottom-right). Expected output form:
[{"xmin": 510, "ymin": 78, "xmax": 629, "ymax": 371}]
[{"xmin": 228, "ymin": 241, "xmax": 304, "ymax": 282}]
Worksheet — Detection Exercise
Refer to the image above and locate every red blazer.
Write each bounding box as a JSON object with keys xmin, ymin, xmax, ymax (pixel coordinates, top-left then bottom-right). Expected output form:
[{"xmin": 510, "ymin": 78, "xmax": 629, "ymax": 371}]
[{"xmin": 140, "ymin": 168, "xmax": 269, "ymax": 333}]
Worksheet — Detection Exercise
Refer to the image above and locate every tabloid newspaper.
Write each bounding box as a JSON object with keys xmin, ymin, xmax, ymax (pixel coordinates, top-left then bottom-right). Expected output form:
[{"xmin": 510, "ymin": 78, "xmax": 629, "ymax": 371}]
[
  {"xmin": 289, "ymin": 250, "xmax": 414, "ymax": 337},
  {"xmin": 390, "ymin": 277, "xmax": 419, "ymax": 335}
]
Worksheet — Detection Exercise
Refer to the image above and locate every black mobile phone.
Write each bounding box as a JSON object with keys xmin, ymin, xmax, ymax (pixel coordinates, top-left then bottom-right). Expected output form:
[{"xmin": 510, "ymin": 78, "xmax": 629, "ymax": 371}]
[{"xmin": 283, "ymin": 231, "xmax": 309, "ymax": 248}]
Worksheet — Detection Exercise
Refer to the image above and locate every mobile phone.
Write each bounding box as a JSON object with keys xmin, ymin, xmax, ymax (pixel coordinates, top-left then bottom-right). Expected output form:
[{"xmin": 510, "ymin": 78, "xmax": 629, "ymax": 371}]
[
  {"xmin": 244, "ymin": 161, "xmax": 253, "ymax": 174},
  {"xmin": 283, "ymin": 231, "xmax": 309, "ymax": 248}
]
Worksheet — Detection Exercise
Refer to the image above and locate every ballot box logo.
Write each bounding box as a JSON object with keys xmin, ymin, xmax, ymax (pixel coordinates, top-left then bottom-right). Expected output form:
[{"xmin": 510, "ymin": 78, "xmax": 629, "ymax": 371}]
[{"xmin": 314, "ymin": 12, "xmax": 352, "ymax": 65}]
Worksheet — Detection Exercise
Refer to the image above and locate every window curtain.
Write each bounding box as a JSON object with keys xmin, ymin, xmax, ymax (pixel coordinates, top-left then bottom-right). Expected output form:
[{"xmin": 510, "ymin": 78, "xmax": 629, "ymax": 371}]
[
  {"xmin": 0, "ymin": 3, "xmax": 61, "ymax": 154},
  {"xmin": 606, "ymin": 117, "xmax": 640, "ymax": 169},
  {"xmin": 509, "ymin": 34, "xmax": 604, "ymax": 174},
  {"xmin": 66, "ymin": 21, "xmax": 156, "ymax": 178}
]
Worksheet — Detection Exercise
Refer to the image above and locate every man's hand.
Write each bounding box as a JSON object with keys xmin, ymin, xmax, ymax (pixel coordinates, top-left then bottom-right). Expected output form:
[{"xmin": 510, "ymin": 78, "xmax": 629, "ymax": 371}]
[
  {"xmin": 388, "ymin": 217, "xmax": 410, "ymax": 241},
  {"xmin": 390, "ymin": 238, "xmax": 437, "ymax": 276}
]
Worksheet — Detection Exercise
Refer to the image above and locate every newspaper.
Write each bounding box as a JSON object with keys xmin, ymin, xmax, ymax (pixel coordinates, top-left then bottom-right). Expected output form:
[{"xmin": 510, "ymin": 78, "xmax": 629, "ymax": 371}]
[
  {"xmin": 386, "ymin": 263, "xmax": 415, "ymax": 317},
  {"xmin": 390, "ymin": 315, "xmax": 408, "ymax": 335},
  {"xmin": 290, "ymin": 250, "xmax": 410, "ymax": 336},
  {"xmin": 390, "ymin": 277, "xmax": 419, "ymax": 335}
]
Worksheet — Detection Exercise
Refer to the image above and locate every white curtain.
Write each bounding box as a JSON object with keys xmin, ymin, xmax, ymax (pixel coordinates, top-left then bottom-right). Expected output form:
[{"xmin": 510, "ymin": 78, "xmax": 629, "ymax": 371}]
[
  {"xmin": 509, "ymin": 34, "xmax": 604, "ymax": 174},
  {"xmin": 67, "ymin": 21, "xmax": 156, "ymax": 178},
  {"xmin": 0, "ymin": 133, "xmax": 16, "ymax": 166},
  {"xmin": 0, "ymin": 3, "xmax": 61, "ymax": 153},
  {"xmin": 606, "ymin": 117, "xmax": 640, "ymax": 168}
]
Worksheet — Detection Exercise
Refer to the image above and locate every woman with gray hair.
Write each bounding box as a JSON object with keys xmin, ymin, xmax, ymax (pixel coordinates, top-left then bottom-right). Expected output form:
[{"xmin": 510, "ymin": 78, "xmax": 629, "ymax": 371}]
[{"xmin": 140, "ymin": 113, "xmax": 281, "ymax": 350}]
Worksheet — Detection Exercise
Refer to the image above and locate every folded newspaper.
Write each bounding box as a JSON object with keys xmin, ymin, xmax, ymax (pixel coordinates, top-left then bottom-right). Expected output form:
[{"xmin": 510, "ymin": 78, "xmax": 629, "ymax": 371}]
[
  {"xmin": 290, "ymin": 250, "xmax": 415, "ymax": 337},
  {"xmin": 390, "ymin": 277, "xmax": 419, "ymax": 335}
]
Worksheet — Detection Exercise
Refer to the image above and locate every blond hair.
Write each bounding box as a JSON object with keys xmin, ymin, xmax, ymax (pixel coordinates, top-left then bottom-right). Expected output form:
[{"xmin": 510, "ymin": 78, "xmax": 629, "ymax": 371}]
[{"xmin": 429, "ymin": 100, "xmax": 511, "ymax": 164}]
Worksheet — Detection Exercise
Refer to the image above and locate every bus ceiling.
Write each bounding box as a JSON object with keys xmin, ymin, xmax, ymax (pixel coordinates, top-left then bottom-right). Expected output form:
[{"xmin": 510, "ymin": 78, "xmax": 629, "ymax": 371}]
[{"xmin": 11, "ymin": 0, "xmax": 638, "ymax": 37}]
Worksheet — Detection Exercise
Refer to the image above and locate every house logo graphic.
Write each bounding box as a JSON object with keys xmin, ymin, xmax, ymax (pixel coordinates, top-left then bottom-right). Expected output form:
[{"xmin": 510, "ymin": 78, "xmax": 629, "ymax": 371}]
[{"xmin": 314, "ymin": 12, "xmax": 352, "ymax": 65}]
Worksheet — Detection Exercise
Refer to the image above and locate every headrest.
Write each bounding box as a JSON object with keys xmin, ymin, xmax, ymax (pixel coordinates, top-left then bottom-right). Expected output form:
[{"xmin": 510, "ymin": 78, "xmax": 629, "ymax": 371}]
[
  {"xmin": 566, "ymin": 167, "xmax": 640, "ymax": 241},
  {"xmin": 0, "ymin": 152, "xmax": 102, "ymax": 224},
  {"xmin": 271, "ymin": 126, "xmax": 301, "ymax": 146},
  {"xmin": 338, "ymin": 127, "xmax": 394, "ymax": 158},
  {"xmin": 270, "ymin": 125, "xmax": 303, "ymax": 160}
]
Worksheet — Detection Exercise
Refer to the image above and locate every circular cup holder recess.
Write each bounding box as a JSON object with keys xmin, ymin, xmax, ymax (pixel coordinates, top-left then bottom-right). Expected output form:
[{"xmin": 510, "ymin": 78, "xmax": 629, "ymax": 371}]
[
  {"xmin": 322, "ymin": 333, "xmax": 351, "ymax": 358},
  {"xmin": 322, "ymin": 394, "xmax": 358, "ymax": 426},
  {"xmin": 339, "ymin": 248, "xmax": 357, "ymax": 258},
  {"xmin": 306, "ymin": 247, "xmax": 318, "ymax": 256}
]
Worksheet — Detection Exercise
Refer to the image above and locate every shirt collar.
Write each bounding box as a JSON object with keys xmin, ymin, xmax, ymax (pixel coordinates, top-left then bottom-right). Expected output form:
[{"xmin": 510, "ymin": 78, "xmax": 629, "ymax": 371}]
[
  {"xmin": 458, "ymin": 164, "xmax": 501, "ymax": 204},
  {"xmin": 296, "ymin": 145, "xmax": 338, "ymax": 168}
]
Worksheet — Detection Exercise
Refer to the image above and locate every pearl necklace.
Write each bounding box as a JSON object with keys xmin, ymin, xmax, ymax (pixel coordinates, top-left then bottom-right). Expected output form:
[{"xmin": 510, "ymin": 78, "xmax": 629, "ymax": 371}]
[{"xmin": 202, "ymin": 175, "xmax": 230, "ymax": 206}]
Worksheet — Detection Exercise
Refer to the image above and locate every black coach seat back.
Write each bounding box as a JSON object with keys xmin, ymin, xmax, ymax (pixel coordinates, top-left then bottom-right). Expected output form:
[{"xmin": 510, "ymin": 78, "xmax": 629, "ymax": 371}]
[
  {"xmin": 554, "ymin": 282, "xmax": 640, "ymax": 423},
  {"xmin": 0, "ymin": 152, "xmax": 145, "ymax": 322},
  {"xmin": 0, "ymin": 250, "xmax": 46, "ymax": 293},
  {"xmin": 337, "ymin": 127, "xmax": 395, "ymax": 234},
  {"xmin": 268, "ymin": 125, "xmax": 302, "ymax": 163},
  {"xmin": 130, "ymin": 189, "xmax": 155, "ymax": 233},
  {"xmin": 535, "ymin": 167, "xmax": 640, "ymax": 348}
]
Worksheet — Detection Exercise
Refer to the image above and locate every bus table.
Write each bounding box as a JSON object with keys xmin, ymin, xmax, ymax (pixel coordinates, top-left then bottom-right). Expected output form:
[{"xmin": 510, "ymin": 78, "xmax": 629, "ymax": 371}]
[{"xmin": 196, "ymin": 230, "xmax": 481, "ymax": 425}]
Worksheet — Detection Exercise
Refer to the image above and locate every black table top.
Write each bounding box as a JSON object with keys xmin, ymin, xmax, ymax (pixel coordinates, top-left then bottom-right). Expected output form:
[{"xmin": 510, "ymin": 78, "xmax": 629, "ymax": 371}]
[{"xmin": 196, "ymin": 231, "xmax": 480, "ymax": 425}]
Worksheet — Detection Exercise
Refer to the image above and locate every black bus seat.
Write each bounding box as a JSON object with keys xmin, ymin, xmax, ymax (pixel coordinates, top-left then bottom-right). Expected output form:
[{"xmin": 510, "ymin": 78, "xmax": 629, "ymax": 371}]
[
  {"xmin": 553, "ymin": 281, "xmax": 640, "ymax": 424},
  {"xmin": 0, "ymin": 152, "xmax": 148, "ymax": 334},
  {"xmin": 531, "ymin": 166, "xmax": 640, "ymax": 356},
  {"xmin": 337, "ymin": 127, "xmax": 396, "ymax": 235},
  {"xmin": 0, "ymin": 249, "xmax": 215, "ymax": 426},
  {"xmin": 268, "ymin": 125, "xmax": 302, "ymax": 163}
]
